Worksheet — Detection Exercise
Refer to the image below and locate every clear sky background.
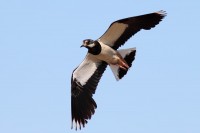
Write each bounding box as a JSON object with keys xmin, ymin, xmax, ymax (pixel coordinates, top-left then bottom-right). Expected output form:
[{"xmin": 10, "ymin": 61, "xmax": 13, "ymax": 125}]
[{"xmin": 0, "ymin": 0, "xmax": 200, "ymax": 133}]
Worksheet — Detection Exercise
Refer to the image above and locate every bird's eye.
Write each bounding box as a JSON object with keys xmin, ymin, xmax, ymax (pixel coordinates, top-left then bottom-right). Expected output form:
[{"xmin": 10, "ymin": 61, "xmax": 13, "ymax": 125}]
[{"xmin": 83, "ymin": 40, "xmax": 88, "ymax": 44}]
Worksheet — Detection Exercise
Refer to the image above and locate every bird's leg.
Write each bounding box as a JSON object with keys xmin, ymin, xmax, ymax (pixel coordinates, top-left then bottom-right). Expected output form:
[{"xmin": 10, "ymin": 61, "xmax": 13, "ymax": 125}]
[
  {"xmin": 119, "ymin": 65, "xmax": 127, "ymax": 70},
  {"xmin": 118, "ymin": 60, "xmax": 129, "ymax": 70}
]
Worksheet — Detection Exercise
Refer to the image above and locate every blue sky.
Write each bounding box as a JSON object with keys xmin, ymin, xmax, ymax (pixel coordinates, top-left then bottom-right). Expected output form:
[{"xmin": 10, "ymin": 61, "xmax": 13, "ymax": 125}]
[{"xmin": 0, "ymin": 0, "xmax": 200, "ymax": 133}]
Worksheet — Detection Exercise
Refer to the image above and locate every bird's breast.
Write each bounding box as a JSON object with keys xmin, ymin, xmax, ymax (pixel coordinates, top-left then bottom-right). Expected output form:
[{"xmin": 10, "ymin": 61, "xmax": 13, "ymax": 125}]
[{"xmin": 94, "ymin": 42, "xmax": 119, "ymax": 64}]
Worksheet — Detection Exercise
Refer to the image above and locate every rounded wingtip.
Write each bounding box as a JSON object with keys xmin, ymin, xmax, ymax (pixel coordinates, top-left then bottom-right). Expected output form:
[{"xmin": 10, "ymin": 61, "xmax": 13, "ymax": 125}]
[{"xmin": 156, "ymin": 10, "xmax": 167, "ymax": 17}]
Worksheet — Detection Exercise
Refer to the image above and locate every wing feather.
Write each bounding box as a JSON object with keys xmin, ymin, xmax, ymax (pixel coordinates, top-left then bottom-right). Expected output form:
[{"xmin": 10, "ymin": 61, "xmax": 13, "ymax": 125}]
[
  {"xmin": 71, "ymin": 54, "xmax": 107, "ymax": 129},
  {"xmin": 99, "ymin": 10, "xmax": 166, "ymax": 49}
]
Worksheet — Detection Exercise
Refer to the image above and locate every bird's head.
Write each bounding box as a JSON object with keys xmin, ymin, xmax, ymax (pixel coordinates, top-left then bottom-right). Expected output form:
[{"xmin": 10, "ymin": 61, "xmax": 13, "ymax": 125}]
[
  {"xmin": 81, "ymin": 39, "xmax": 101, "ymax": 55},
  {"xmin": 81, "ymin": 39, "xmax": 95, "ymax": 49}
]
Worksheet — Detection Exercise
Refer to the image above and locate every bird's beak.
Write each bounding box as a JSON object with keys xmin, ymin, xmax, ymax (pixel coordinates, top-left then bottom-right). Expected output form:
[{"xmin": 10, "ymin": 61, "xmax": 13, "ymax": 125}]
[{"xmin": 80, "ymin": 44, "xmax": 86, "ymax": 48}]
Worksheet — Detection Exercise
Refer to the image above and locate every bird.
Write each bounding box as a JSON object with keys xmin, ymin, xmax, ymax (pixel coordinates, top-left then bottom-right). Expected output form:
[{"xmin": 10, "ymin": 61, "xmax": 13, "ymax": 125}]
[{"xmin": 71, "ymin": 10, "xmax": 166, "ymax": 130}]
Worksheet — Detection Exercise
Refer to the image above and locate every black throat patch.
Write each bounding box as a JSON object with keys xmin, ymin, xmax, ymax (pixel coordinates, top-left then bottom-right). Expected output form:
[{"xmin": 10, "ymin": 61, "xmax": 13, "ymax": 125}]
[{"xmin": 88, "ymin": 41, "xmax": 101, "ymax": 55}]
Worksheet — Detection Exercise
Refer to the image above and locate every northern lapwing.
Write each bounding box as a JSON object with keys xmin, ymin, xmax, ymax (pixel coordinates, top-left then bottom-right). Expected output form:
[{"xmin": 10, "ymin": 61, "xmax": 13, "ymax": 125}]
[{"xmin": 71, "ymin": 10, "xmax": 166, "ymax": 130}]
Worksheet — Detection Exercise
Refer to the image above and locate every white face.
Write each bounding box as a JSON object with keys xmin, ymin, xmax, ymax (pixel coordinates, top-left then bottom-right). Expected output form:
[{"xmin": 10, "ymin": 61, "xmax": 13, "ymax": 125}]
[
  {"xmin": 83, "ymin": 39, "xmax": 95, "ymax": 48},
  {"xmin": 87, "ymin": 43, "xmax": 95, "ymax": 48}
]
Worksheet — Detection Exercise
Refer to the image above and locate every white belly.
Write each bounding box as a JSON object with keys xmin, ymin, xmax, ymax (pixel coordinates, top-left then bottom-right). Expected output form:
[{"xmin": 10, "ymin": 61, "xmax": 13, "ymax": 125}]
[{"xmin": 94, "ymin": 42, "xmax": 119, "ymax": 64}]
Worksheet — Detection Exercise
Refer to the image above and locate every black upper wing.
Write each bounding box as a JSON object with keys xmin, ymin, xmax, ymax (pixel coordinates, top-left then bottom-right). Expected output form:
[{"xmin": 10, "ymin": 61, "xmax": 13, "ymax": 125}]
[
  {"xmin": 99, "ymin": 10, "xmax": 166, "ymax": 50},
  {"xmin": 71, "ymin": 54, "xmax": 107, "ymax": 130}
]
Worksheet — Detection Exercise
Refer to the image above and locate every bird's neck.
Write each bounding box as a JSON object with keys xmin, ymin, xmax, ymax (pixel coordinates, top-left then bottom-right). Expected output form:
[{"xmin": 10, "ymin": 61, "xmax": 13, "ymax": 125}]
[{"xmin": 88, "ymin": 41, "xmax": 101, "ymax": 55}]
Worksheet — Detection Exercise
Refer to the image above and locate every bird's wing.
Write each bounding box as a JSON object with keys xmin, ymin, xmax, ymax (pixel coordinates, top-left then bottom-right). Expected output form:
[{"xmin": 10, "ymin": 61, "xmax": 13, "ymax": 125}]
[
  {"xmin": 98, "ymin": 10, "xmax": 166, "ymax": 50},
  {"xmin": 71, "ymin": 53, "xmax": 107, "ymax": 130}
]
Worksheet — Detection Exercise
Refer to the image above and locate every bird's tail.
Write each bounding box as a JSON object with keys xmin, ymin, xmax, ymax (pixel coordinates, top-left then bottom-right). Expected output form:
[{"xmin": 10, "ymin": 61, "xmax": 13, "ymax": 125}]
[{"xmin": 109, "ymin": 48, "xmax": 136, "ymax": 81}]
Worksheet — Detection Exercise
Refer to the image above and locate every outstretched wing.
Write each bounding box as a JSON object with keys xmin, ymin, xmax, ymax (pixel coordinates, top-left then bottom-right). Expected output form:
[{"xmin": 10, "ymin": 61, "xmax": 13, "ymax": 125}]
[
  {"xmin": 71, "ymin": 54, "xmax": 107, "ymax": 130},
  {"xmin": 99, "ymin": 10, "xmax": 166, "ymax": 50}
]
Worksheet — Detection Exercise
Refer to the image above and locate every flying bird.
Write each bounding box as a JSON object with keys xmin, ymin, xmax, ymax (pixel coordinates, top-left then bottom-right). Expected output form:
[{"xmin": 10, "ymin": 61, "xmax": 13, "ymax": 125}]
[{"xmin": 71, "ymin": 10, "xmax": 166, "ymax": 130}]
